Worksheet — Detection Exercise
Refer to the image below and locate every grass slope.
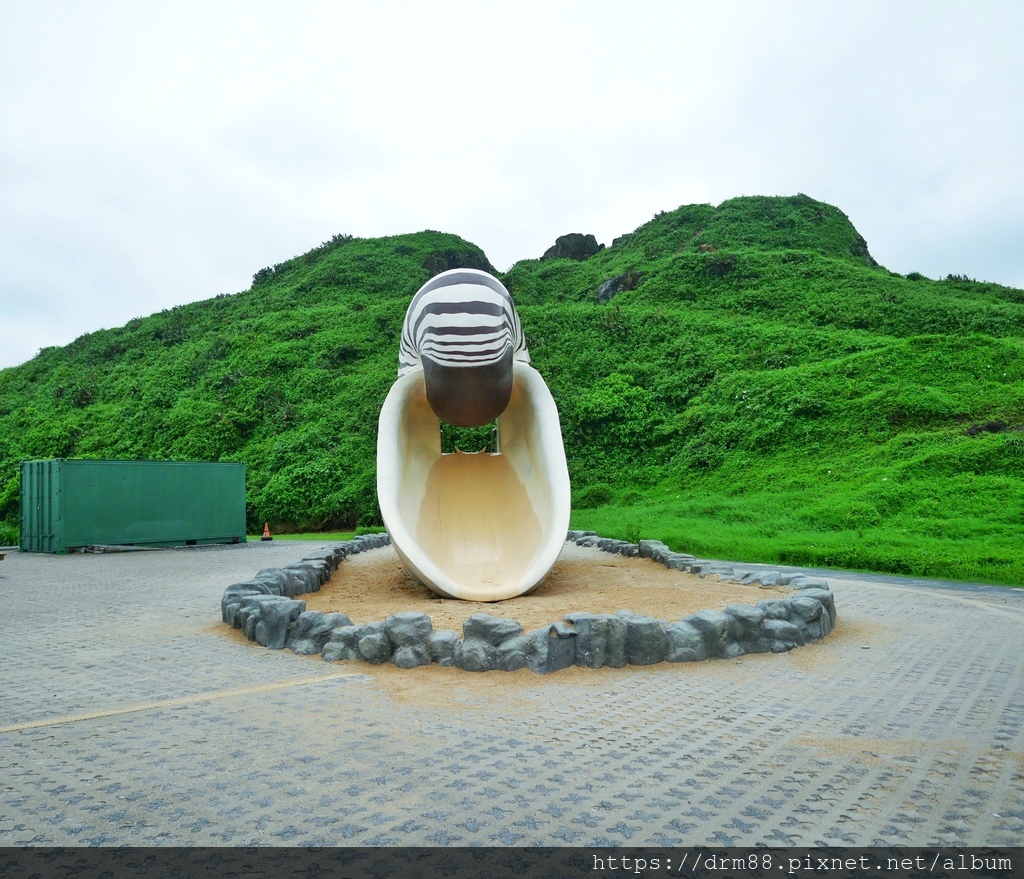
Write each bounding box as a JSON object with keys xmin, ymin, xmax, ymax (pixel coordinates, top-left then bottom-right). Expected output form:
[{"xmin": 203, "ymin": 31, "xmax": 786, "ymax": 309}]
[
  {"xmin": 1, "ymin": 195, "xmax": 1022, "ymax": 584},
  {"xmin": 0, "ymin": 232, "xmax": 493, "ymax": 536}
]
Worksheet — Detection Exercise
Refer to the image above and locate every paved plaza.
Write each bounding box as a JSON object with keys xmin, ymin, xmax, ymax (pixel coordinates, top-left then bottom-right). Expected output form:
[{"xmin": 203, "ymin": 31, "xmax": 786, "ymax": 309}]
[{"xmin": 0, "ymin": 541, "xmax": 1022, "ymax": 847}]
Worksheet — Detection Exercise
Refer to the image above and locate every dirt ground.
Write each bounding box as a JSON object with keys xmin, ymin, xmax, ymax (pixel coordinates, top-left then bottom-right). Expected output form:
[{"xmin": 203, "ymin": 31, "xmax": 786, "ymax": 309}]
[{"xmin": 302, "ymin": 542, "xmax": 789, "ymax": 632}]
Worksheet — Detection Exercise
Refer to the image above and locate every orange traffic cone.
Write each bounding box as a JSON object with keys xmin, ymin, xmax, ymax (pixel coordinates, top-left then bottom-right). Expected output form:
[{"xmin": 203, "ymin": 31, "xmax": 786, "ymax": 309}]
[{"xmin": 261, "ymin": 522, "xmax": 273, "ymax": 541}]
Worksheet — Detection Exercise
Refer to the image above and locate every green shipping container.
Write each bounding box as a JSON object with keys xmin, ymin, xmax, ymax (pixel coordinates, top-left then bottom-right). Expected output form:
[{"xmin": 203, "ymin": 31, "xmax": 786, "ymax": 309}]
[{"xmin": 20, "ymin": 459, "xmax": 246, "ymax": 553}]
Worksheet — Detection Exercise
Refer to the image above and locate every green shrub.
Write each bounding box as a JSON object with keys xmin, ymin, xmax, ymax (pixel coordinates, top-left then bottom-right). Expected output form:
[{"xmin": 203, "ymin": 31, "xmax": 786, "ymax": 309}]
[{"xmin": 573, "ymin": 483, "xmax": 614, "ymax": 508}]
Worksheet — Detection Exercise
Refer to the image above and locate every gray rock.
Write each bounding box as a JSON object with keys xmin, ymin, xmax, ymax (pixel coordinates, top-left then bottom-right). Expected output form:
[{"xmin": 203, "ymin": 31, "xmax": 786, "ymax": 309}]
[
  {"xmin": 428, "ymin": 630, "xmax": 460, "ymax": 667},
  {"xmin": 235, "ymin": 594, "xmax": 289, "ymax": 638},
  {"xmin": 301, "ymin": 551, "xmax": 341, "ymax": 575},
  {"xmin": 280, "ymin": 563, "xmax": 321, "ymax": 595},
  {"xmin": 458, "ymin": 639, "xmax": 496, "ymax": 672},
  {"xmin": 604, "ymin": 615, "xmax": 629, "ymax": 668},
  {"xmin": 565, "ymin": 613, "xmax": 609, "ymax": 669},
  {"xmin": 638, "ymin": 539, "xmax": 670, "ymax": 560},
  {"xmin": 494, "ymin": 635, "xmax": 531, "ymax": 672},
  {"xmin": 596, "ymin": 271, "xmax": 643, "ymax": 304},
  {"xmin": 543, "ymin": 622, "xmax": 577, "ymax": 673},
  {"xmin": 789, "ymin": 576, "xmax": 830, "ymax": 591},
  {"xmin": 384, "ymin": 612, "xmax": 433, "ymax": 647},
  {"xmin": 763, "ymin": 618, "xmax": 806, "ymax": 652},
  {"xmin": 286, "ymin": 609, "xmax": 326, "ymax": 642},
  {"xmin": 757, "ymin": 599, "xmax": 796, "ymax": 622},
  {"xmin": 254, "ymin": 597, "xmax": 306, "ymax": 649},
  {"xmin": 966, "ymin": 419, "xmax": 1008, "ymax": 436},
  {"xmin": 725, "ymin": 603, "xmax": 768, "ymax": 653},
  {"xmin": 463, "ymin": 614, "xmax": 523, "ymax": 646},
  {"xmin": 665, "ymin": 620, "xmax": 709, "ymax": 662},
  {"xmin": 759, "ymin": 571, "xmax": 782, "ymax": 588},
  {"xmin": 286, "ymin": 611, "xmax": 353, "ymax": 655},
  {"xmin": 686, "ymin": 609, "xmax": 732, "ymax": 658},
  {"xmin": 323, "ymin": 626, "xmax": 361, "ymax": 662},
  {"xmin": 663, "ymin": 553, "xmax": 696, "ymax": 570},
  {"xmin": 798, "ymin": 588, "xmax": 836, "ymax": 626},
  {"xmin": 789, "ymin": 596, "xmax": 825, "ymax": 624},
  {"xmin": 253, "ymin": 568, "xmax": 290, "ymax": 593},
  {"xmin": 789, "ymin": 594, "xmax": 834, "ymax": 640},
  {"xmin": 347, "ymin": 535, "xmax": 387, "ymax": 555},
  {"xmin": 350, "ymin": 532, "xmax": 390, "ymax": 553},
  {"xmin": 292, "ymin": 559, "xmax": 331, "ymax": 585},
  {"xmin": 221, "ymin": 581, "xmax": 276, "ymax": 625},
  {"xmin": 541, "ymin": 232, "xmax": 602, "ymax": 262},
  {"xmin": 625, "ymin": 615, "xmax": 669, "ymax": 665},
  {"xmin": 357, "ymin": 632, "xmax": 391, "ymax": 664},
  {"xmin": 511, "ymin": 625, "xmax": 577, "ymax": 675},
  {"xmin": 392, "ymin": 646, "xmax": 431, "ymax": 668},
  {"xmin": 223, "ymin": 579, "xmax": 277, "ymax": 599},
  {"xmin": 725, "ymin": 603, "xmax": 766, "ymax": 637},
  {"xmin": 328, "ymin": 621, "xmax": 387, "ymax": 661},
  {"xmin": 234, "ymin": 596, "xmax": 264, "ymax": 638}
]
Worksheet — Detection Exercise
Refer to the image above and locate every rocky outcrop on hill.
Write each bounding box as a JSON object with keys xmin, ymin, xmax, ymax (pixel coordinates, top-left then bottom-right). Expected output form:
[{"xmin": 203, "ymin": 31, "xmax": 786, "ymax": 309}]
[
  {"xmin": 422, "ymin": 248, "xmax": 496, "ymax": 276},
  {"xmin": 596, "ymin": 271, "xmax": 643, "ymax": 304},
  {"xmin": 541, "ymin": 233, "xmax": 603, "ymax": 262}
]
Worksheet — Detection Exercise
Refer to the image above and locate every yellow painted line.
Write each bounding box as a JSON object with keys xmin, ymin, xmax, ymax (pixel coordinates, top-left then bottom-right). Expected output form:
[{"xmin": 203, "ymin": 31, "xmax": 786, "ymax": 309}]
[{"xmin": 0, "ymin": 672, "xmax": 363, "ymax": 734}]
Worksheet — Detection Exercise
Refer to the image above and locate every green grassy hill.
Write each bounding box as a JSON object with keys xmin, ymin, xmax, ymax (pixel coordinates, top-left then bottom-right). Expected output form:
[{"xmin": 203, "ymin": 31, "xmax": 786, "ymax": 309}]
[{"xmin": 2, "ymin": 195, "xmax": 1022, "ymax": 584}]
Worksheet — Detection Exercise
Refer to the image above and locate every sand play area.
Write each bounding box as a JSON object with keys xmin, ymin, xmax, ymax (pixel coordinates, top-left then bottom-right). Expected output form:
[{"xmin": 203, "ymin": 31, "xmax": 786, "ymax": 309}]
[{"xmin": 300, "ymin": 541, "xmax": 790, "ymax": 632}]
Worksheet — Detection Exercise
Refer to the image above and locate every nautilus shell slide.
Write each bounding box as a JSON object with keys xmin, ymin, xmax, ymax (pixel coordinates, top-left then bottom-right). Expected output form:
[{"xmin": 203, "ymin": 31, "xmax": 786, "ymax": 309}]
[
  {"xmin": 377, "ymin": 363, "xmax": 571, "ymax": 601},
  {"xmin": 377, "ymin": 271, "xmax": 571, "ymax": 601}
]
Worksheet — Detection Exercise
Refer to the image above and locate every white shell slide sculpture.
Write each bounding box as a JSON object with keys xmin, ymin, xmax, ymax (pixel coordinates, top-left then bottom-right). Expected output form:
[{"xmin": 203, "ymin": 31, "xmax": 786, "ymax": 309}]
[{"xmin": 377, "ymin": 269, "xmax": 571, "ymax": 601}]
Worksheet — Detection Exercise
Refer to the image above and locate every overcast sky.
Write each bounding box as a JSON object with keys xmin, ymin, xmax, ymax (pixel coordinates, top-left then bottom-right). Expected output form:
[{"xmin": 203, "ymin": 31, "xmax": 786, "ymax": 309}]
[{"xmin": 1, "ymin": 1, "xmax": 1022, "ymax": 370}]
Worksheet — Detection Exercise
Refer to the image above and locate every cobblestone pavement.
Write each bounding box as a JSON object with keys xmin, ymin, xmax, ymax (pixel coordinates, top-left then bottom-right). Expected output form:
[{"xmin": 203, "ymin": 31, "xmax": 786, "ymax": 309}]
[{"xmin": 1, "ymin": 542, "xmax": 1022, "ymax": 847}]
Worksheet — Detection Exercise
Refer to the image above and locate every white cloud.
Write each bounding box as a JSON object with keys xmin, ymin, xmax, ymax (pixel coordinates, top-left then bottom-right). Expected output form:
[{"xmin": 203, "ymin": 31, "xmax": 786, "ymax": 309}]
[{"xmin": 1, "ymin": 0, "xmax": 1022, "ymax": 368}]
